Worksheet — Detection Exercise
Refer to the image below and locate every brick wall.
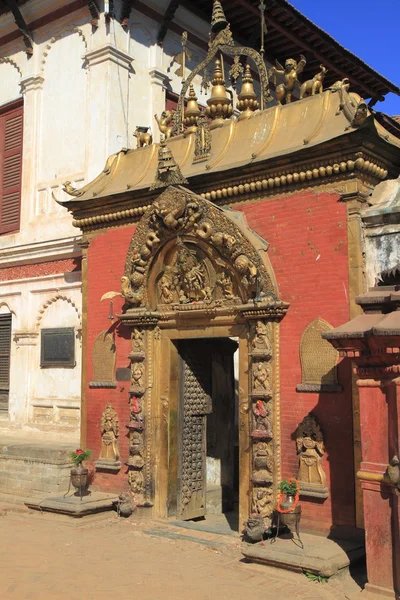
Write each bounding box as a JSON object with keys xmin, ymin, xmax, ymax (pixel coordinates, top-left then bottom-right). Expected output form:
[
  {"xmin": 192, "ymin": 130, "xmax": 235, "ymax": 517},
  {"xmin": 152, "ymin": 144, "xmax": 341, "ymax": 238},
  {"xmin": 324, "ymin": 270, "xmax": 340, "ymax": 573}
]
[
  {"xmin": 240, "ymin": 190, "xmax": 355, "ymax": 532},
  {"xmin": 85, "ymin": 189, "xmax": 356, "ymax": 531},
  {"xmin": 0, "ymin": 257, "xmax": 81, "ymax": 280},
  {"xmin": 87, "ymin": 226, "xmax": 136, "ymax": 492}
]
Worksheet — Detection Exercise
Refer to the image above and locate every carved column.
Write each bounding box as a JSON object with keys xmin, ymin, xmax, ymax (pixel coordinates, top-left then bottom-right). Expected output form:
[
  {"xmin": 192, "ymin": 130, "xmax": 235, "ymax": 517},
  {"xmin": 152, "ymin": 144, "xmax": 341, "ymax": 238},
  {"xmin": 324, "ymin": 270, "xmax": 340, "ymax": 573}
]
[
  {"xmin": 84, "ymin": 45, "xmax": 134, "ymax": 180},
  {"xmin": 20, "ymin": 75, "xmax": 44, "ymax": 224},
  {"xmin": 248, "ymin": 319, "xmax": 275, "ymax": 526}
]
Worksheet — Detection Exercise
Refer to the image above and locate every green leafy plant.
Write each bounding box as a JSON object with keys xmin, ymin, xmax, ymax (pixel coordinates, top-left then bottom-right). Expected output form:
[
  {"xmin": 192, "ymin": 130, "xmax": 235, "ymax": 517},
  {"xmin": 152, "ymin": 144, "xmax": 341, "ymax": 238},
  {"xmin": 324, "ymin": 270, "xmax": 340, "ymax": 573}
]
[
  {"xmin": 279, "ymin": 478, "xmax": 298, "ymax": 495},
  {"xmin": 70, "ymin": 448, "xmax": 91, "ymax": 465},
  {"xmin": 303, "ymin": 571, "xmax": 329, "ymax": 584}
]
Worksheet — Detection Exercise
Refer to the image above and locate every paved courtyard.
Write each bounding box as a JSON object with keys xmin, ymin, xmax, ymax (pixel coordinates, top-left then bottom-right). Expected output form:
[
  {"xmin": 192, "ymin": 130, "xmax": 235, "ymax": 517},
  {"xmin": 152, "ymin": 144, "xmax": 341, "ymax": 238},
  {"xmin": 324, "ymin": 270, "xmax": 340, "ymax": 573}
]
[{"xmin": 0, "ymin": 506, "xmax": 364, "ymax": 600}]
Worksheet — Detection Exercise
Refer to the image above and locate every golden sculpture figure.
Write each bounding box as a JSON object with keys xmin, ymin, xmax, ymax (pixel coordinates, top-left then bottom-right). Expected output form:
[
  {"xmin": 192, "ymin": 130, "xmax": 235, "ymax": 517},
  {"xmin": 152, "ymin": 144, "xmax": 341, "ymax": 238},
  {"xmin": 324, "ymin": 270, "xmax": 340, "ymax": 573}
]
[
  {"xmin": 269, "ymin": 55, "xmax": 306, "ymax": 104},
  {"xmin": 154, "ymin": 110, "xmax": 174, "ymax": 139},
  {"xmin": 99, "ymin": 403, "xmax": 119, "ymax": 462},
  {"xmin": 299, "ymin": 65, "xmax": 327, "ymax": 99}
]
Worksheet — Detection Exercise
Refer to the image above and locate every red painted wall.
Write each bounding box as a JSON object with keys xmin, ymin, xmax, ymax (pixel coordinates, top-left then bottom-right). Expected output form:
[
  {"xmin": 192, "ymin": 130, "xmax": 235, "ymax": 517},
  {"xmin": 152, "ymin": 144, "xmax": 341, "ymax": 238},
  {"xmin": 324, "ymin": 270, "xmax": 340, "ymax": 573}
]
[
  {"xmin": 240, "ymin": 190, "xmax": 355, "ymax": 532},
  {"xmin": 86, "ymin": 226, "xmax": 136, "ymax": 492},
  {"xmin": 85, "ymin": 189, "xmax": 356, "ymax": 532}
]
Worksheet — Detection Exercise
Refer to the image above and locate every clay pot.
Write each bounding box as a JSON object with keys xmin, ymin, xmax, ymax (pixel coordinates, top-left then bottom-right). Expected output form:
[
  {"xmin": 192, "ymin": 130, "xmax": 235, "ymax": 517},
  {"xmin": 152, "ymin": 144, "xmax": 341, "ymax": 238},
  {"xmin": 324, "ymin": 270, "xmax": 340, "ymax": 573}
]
[{"xmin": 70, "ymin": 463, "xmax": 89, "ymax": 496}]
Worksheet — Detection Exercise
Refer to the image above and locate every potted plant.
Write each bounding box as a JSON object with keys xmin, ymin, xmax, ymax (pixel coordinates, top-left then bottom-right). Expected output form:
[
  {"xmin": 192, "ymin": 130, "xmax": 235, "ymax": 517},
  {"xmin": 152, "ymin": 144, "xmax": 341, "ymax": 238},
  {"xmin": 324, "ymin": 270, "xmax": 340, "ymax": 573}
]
[
  {"xmin": 70, "ymin": 448, "xmax": 92, "ymax": 497},
  {"xmin": 277, "ymin": 478, "xmax": 301, "ymax": 527}
]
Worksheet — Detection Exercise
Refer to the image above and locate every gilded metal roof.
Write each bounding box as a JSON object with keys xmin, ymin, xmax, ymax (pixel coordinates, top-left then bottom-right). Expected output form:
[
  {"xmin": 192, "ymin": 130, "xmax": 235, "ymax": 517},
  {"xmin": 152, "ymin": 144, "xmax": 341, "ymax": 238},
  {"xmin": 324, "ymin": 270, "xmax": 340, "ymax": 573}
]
[{"xmin": 60, "ymin": 87, "xmax": 400, "ymax": 205}]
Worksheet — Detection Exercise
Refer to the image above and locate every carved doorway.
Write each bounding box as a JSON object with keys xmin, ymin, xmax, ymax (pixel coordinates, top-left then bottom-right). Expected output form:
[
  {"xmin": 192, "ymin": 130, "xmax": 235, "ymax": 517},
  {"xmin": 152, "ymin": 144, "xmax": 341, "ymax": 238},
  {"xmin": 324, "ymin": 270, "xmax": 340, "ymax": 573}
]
[{"xmin": 176, "ymin": 338, "xmax": 238, "ymax": 526}]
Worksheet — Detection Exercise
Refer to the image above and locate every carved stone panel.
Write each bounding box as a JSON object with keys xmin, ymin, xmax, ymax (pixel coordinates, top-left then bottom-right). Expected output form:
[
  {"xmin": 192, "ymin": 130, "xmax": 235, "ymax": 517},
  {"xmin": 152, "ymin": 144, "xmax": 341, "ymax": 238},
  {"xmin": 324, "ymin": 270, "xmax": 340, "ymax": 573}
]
[
  {"xmin": 90, "ymin": 331, "xmax": 116, "ymax": 388},
  {"xmin": 296, "ymin": 318, "xmax": 342, "ymax": 393},
  {"xmin": 96, "ymin": 403, "xmax": 121, "ymax": 472},
  {"xmin": 296, "ymin": 414, "xmax": 328, "ymax": 498}
]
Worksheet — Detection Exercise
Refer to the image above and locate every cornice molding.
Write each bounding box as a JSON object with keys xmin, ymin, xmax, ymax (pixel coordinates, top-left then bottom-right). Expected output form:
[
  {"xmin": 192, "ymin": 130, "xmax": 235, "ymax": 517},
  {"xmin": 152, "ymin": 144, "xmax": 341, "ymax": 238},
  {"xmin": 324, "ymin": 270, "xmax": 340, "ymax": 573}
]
[
  {"xmin": 84, "ymin": 44, "xmax": 134, "ymax": 69},
  {"xmin": 20, "ymin": 74, "xmax": 45, "ymax": 93},
  {"xmin": 0, "ymin": 236, "xmax": 82, "ymax": 268}
]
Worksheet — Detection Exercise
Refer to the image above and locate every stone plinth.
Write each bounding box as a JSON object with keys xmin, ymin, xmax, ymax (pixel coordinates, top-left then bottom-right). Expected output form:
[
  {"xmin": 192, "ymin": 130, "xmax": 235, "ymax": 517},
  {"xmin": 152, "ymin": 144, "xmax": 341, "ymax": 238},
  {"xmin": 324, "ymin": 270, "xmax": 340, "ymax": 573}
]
[
  {"xmin": 242, "ymin": 533, "xmax": 365, "ymax": 577},
  {"xmin": 25, "ymin": 491, "xmax": 118, "ymax": 517}
]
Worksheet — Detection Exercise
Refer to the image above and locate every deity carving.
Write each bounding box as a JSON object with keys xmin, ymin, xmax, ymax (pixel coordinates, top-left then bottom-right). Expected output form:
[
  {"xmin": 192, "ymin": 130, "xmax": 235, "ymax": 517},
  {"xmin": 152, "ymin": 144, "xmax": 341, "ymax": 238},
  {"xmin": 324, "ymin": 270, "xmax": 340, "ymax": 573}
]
[
  {"xmin": 252, "ymin": 400, "xmax": 272, "ymax": 438},
  {"xmin": 252, "ymin": 487, "xmax": 273, "ymax": 519},
  {"xmin": 131, "ymin": 328, "xmax": 145, "ymax": 354},
  {"xmin": 296, "ymin": 414, "xmax": 328, "ymax": 497},
  {"xmin": 269, "ymin": 55, "xmax": 306, "ymax": 104},
  {"xmin": 252, "ymin": 441, "xmax": 273, "ymax": 483},
  {"xmin": 130, "ymin": 396, "xmax": 143, "ymax": 429},
  {"xmin": 175, "ymin": 241, "xmax": 212, "ymax": 303},
  {"xmin": 217, "ymin": 271, "xmax": 235, "ymax": 300},
  {"xmin": 252, "ymin": 321, "xmax": 272, "ymax": 357},
  {"xmin": 252, "ymin": 362, "xmax": 272, "ymax": 393},
  {"xmin": 128, "ymin": 469, "xmax": 144, "ymax": 494},
  {"xmin": 158, "ymin": 272, "xmax": 175, "ymax": 304},
  {"xmin": 131, "ymin": 362, "xmax": 145, "ymax": 393},
  {"xmin": 193, "ymin": 114, "xmax": 212, "ymax": 163},
  {"xmin": 99, "ymin": 403, "xmax": 119, "ymax": 461}
]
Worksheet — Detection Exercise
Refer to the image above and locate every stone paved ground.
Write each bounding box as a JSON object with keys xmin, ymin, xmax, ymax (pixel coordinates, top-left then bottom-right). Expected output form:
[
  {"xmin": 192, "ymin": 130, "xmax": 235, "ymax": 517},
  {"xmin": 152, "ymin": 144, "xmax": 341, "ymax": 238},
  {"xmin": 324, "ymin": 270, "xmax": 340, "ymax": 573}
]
[{"xmin": 0, "ymin": 506, "xmax": 364, "ymax": 600}]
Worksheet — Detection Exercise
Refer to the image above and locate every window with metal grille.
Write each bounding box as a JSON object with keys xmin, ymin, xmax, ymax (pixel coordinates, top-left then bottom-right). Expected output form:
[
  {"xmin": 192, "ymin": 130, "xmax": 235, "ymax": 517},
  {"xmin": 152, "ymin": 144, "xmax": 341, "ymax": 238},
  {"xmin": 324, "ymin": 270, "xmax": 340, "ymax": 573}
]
[
  {"xmin": 0, "ymin": 100, "xmax": 23, "ymax": 235},
  {"xmin": 40, "ymin": 328, "xmax": 75, "ymax": 368},
  {"xmin": 0, "ymin": 314, "xmax": 12, "ymax": 411}
]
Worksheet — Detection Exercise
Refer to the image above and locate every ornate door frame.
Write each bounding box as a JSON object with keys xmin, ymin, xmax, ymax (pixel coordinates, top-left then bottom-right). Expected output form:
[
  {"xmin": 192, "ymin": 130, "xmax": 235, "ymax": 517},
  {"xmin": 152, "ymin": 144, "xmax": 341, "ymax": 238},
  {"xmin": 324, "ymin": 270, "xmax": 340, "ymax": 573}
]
[{"xmin": 116, "ymin": 184, "xmax": 289, "ymax": 529}]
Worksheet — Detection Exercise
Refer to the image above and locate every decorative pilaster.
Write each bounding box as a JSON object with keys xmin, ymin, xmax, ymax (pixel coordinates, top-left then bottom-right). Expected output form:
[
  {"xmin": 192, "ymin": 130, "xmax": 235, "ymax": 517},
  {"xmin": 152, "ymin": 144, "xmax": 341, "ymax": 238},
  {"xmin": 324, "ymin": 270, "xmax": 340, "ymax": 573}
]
[
  {"xmin": 149, "ymin": 67, "xmax": 171, "ymax": 143},
  {"xmin": 249, "ymin": 320, "xmax": 275, "ymax": 526},
  {"xmin": 84, "ymin": 45, "xmax": 134, "ymax": 179}
]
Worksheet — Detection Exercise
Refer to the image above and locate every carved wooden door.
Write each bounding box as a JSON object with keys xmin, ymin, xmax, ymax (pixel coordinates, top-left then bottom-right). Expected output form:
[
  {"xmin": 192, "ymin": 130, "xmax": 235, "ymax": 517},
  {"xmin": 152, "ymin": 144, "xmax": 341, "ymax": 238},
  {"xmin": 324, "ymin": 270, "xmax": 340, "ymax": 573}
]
[{"xmin": 178, "ymin": 341, "xmax": 212, "ymax": 521}]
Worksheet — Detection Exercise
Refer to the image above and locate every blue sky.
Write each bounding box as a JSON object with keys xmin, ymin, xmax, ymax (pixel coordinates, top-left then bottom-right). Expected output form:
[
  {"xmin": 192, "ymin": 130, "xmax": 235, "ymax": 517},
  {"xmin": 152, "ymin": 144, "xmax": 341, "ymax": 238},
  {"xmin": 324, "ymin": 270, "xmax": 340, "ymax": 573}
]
[{"xmin": 289, "ymin": 0, "xmax": 400, "ymax": 116}]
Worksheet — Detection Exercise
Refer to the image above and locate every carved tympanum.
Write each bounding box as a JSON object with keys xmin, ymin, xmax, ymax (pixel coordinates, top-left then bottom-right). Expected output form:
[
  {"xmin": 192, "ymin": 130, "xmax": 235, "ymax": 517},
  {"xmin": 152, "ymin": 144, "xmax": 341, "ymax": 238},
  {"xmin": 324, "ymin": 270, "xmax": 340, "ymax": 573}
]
[
  {"xmin": 296, "ymin": 414, "xmax": 328, "ymax": 498},
  {"xmin": 123, "ymin": 186, "xmax": 274, "ymax": 310}
]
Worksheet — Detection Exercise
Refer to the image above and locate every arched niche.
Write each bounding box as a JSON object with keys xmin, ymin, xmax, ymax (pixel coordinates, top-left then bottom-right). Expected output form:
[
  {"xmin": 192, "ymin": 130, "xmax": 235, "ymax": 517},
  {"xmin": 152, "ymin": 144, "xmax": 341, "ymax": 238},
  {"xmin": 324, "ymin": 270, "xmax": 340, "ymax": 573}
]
[
  {"xmin": 296, "ymin": 318, "xmax": 342, "ymax": 393},
  {"xmin": 123, "ymin": 185, "xmax": 278, "ymax": 310}
]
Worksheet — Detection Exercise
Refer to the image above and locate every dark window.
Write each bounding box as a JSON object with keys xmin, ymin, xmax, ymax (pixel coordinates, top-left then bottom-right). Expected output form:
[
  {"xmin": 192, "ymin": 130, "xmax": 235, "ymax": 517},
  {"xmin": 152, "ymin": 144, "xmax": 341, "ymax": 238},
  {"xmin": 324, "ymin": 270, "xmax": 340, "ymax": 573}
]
[
  {"xmin": 0, "ymin": 100, "xmax": 23, "ymax": 235},
  {"xmin": 40, "ymin": 328, "xmax": 75, "ymax": 368},
  {"xmin": 0, "ymin": 314, "xmax": 12, "ymax": 411}
]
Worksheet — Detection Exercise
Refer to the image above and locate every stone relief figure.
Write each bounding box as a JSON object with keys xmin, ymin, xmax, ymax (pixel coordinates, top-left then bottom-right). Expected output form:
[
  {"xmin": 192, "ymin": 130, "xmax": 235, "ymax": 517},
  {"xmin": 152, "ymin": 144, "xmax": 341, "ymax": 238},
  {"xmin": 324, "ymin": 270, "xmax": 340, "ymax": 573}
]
[
  {"xmin": 130, "ymin": 396, "xmax": 143, "ymax": 428},
  {"xmin": 252, "ymin": 441, "xmax": 273, "ymax": 483},
  {"xmin": 98, "ymin": 403, "xmax": 119, "ymax": 462},
  {"xmin": 252, "ymin": 321, "xmax": 272, "ymax": 356},
  {"xmin": 131, "ymin": 362, "xmax": 145, "ymax": 391},
  {"xmin": 217, "ymin": 271, "xmax": 235, "ymax": 300},
  {"xmin": 252, "ymin": 400, "xmax": 272, "ymax": 436},
  {"xmin": 252, "ymin": 487, "xmax": 273, "ymax": 519},
  {"xmin": 158, "ymin": 271, "xmax": 176, "ymax": 304},
  {"xmin": 128, "ymin": 469, "xmax": 144, "ymax": 494},
  {"xmin": 132, "ymin": 328, "xmax": 145, "ymax": 353},
  {"xmin": 269, "ymin": 55, "xmax": 306, "ymax": 104},
  {"xmin": 252, "ymin": 362, "xmax": 271, "ymax": 392},
  {"xmin": 296, "ymin": 414, "xmax": 328, "ymax": 496}
]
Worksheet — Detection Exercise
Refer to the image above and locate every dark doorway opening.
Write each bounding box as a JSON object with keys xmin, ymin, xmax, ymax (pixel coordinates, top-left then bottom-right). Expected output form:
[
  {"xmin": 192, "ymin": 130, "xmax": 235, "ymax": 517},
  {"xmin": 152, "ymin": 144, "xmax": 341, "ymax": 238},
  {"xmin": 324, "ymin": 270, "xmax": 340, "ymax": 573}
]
[{"xmin": 177, "ymin": 338, "xmax": 239, "ymax": 533}]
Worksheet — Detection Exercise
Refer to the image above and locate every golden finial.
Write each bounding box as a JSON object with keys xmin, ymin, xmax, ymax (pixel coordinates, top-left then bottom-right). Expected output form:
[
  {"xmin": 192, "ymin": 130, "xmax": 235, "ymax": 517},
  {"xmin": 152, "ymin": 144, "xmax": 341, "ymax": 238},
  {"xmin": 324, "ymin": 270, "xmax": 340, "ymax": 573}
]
[
  {"xmin": 211, "ymin": 1, "xmax": 228, "ymax": 33},
  {"xmin": 184, "ymin": 85, "xmax": 201, "ymax": 133},
  {"xmin": 150, "ymin": 138, "xmax": 188, "ymax": 191},
  {"xmin": 206, "ymin": 58, "xmax": 233, "ymax": 129},
  {"xmin": 237, "ymin": 63, "xmax": 260, "ymax": 120}
]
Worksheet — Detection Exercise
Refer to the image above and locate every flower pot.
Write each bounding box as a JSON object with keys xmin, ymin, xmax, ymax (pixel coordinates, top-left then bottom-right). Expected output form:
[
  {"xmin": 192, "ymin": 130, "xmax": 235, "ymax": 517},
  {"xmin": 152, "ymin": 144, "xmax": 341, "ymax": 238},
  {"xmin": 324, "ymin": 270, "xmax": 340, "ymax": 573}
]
[
  {"xmin": 70, "ymin": 463, "xmax": 89, "ymax": 496},
  {"xmin": 279, "ymin": 493, "xmax": 301, "ymax": 528}
]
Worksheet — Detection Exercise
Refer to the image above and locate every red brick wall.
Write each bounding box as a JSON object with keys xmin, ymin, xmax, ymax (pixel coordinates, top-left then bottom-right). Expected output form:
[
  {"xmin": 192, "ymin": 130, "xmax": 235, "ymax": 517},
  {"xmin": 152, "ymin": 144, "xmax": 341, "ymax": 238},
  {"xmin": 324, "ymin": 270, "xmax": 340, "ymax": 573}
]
[
  {"xmin": 0, "ymin": 257, "xmax": 81, "ymax": 280},
  {"xmin": 85, "ymin": 190, "xmax": 356, "ymax": 532},
  {"xmin": 86, "ymin": 226, "xmax": 136, "ymax": 492},
  {"xmin": 240, "ymin": 190, "xmax": 355, "ymax": 532}
]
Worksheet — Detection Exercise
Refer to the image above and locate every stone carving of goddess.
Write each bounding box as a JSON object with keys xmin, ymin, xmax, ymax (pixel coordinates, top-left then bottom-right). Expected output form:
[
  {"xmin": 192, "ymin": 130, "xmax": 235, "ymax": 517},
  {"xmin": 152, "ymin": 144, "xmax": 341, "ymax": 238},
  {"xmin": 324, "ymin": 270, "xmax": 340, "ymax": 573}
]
[
  {"xmin": 296, "ymin": 414, "xmax": 327, "ymax": 488},
  {"xmin": 99, "ymin": 403, "xmax": 119, "ymax": 462}
]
